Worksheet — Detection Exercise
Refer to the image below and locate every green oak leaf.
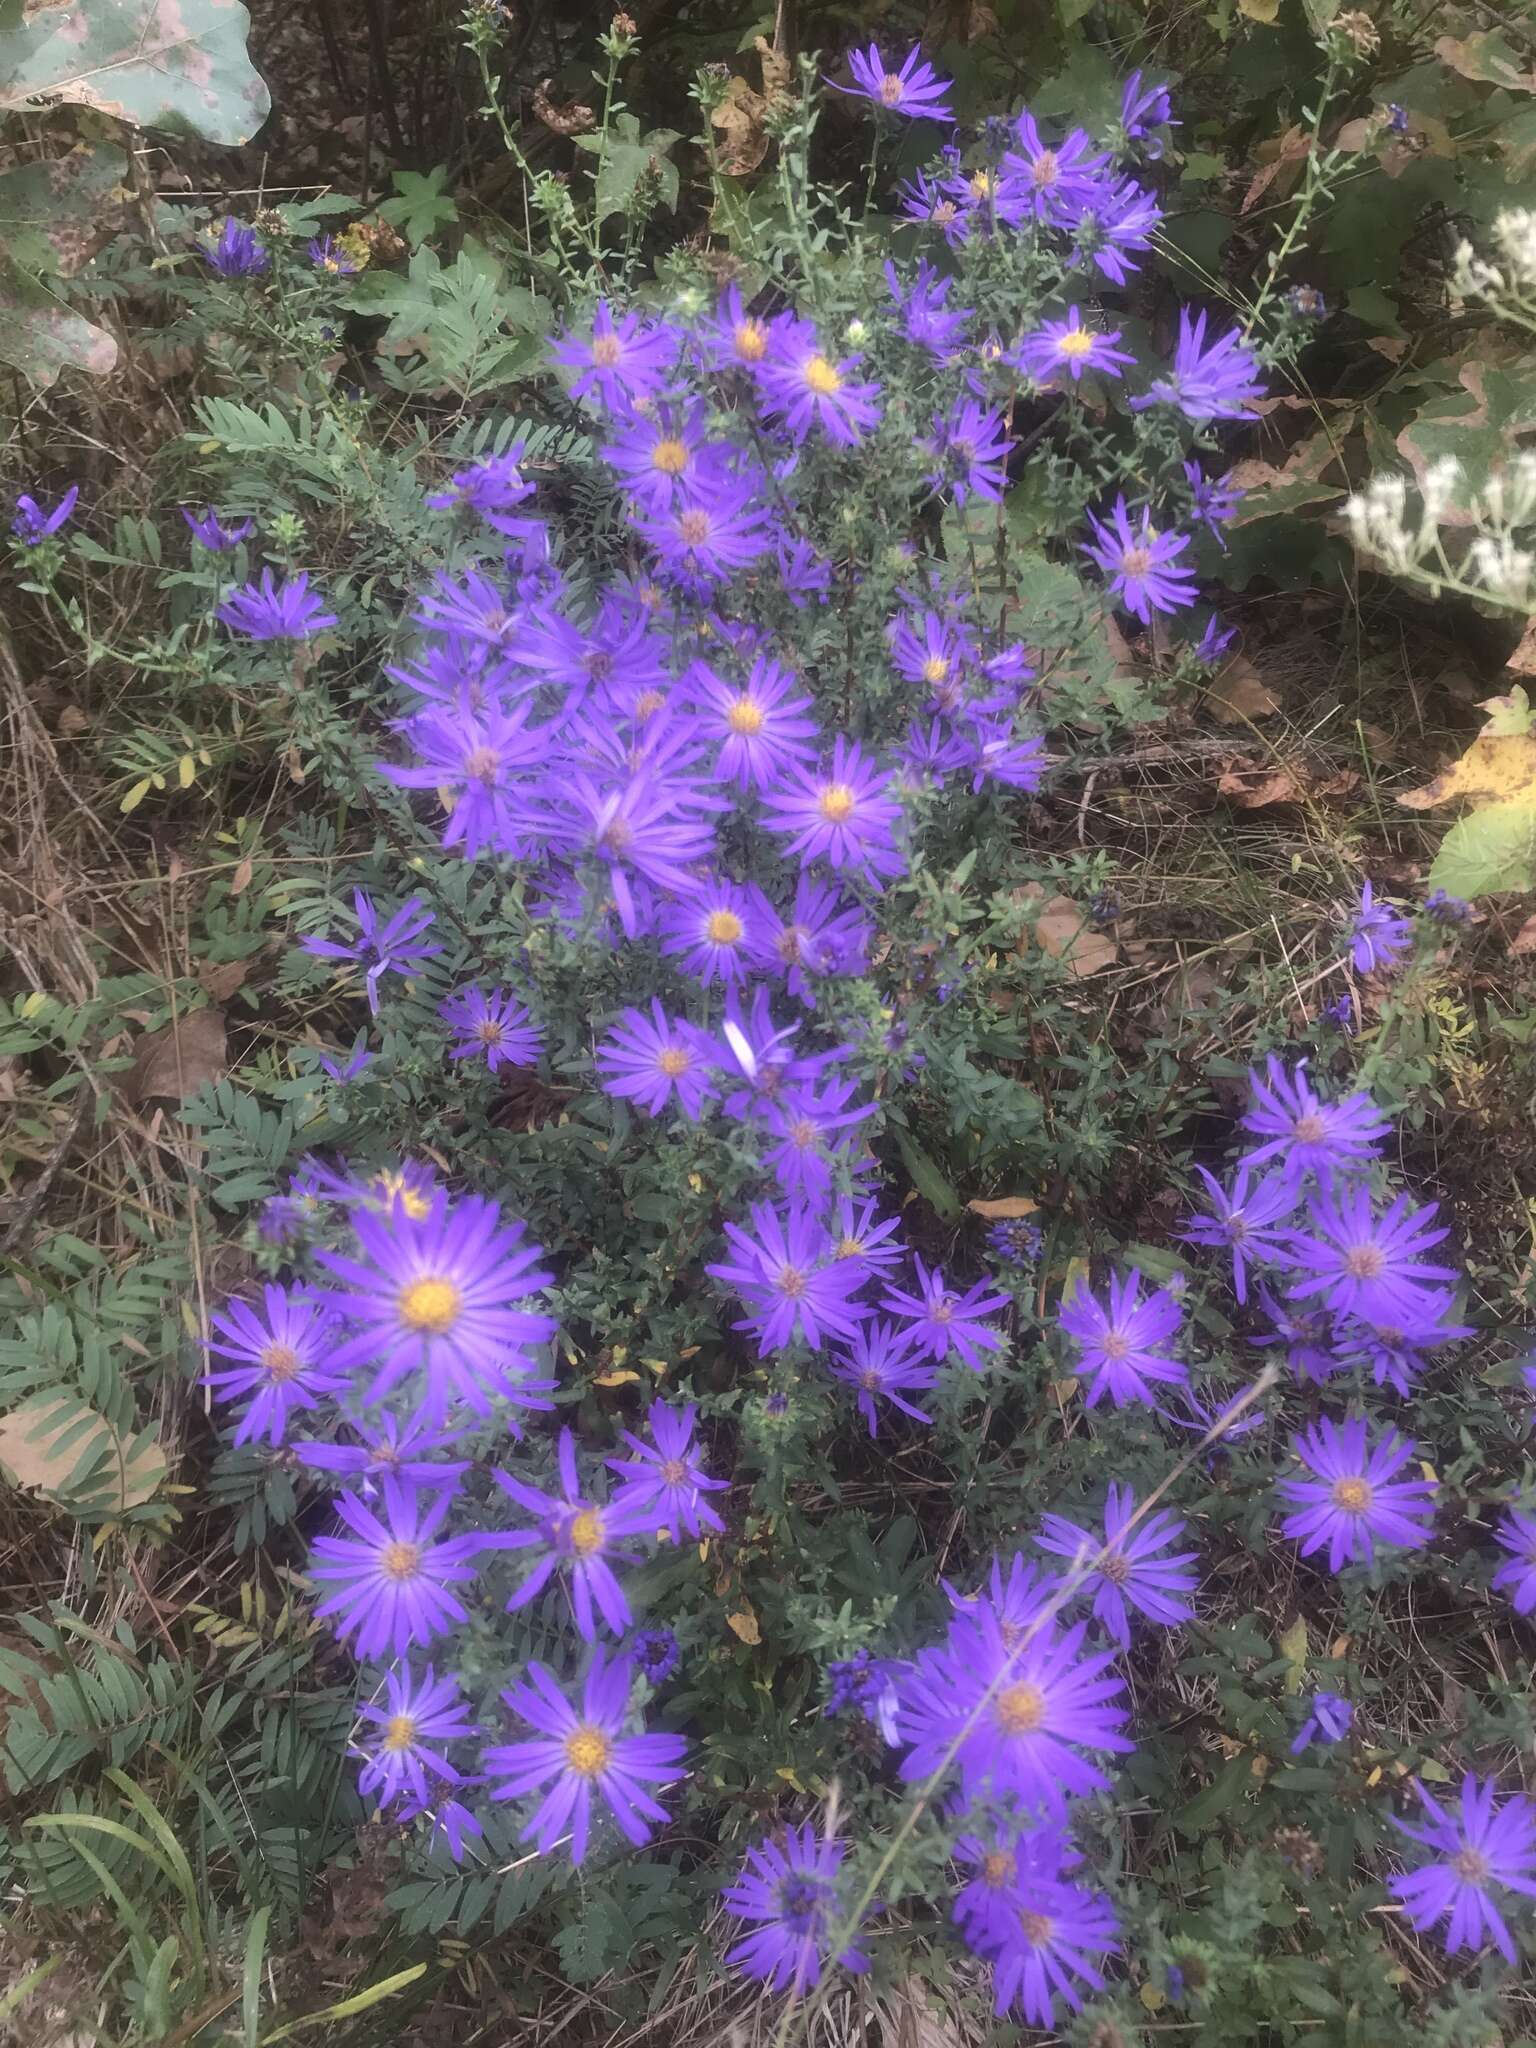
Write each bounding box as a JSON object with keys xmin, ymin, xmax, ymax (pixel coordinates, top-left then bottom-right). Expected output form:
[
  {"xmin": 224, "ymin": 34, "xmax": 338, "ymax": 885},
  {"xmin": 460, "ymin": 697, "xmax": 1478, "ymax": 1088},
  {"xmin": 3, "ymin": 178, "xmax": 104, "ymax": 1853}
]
[{"xmin": 1427, "ymin": 802, "xmax": 1536, "ymax": 899}]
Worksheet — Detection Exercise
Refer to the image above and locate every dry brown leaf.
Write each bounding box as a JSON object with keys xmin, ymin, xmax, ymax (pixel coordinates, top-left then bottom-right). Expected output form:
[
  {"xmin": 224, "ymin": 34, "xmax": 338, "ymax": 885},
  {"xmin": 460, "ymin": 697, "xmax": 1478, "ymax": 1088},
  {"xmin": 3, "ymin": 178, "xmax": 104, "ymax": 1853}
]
[
  {"xmin": 0, "ymin": 1396, "xmax": 163, "ymax": 1510},
  {"xmin": 1509, "ymin": 915, "xmax": 1536, "ymax": 955},
  {"xmin": 123, "ymin": 1008, "xmax": 227, "ymax": 1103},
  {"xmin": 726, "ymin": 1607, "xmax": 761, "ymax": 1646},
  {"xmin": 1206, "ymin": 655, "xmax": 1280, "ymax": 723},
  {"xmin": 966, "ymin": 1196, "xmax": 1040, "ymax": 1220},
  {"xmin": 754, "ymin": 33, "xmax": 792, "ymax": 98},
  {"xmin": 1505, "ymin": 620, "xmax": 1536, "ymax": 678},
  {"xmin": 1366, "ymin": 336, "xmax": 1409, "ymax": 361},
  {"xmin": 1241, "ymin": 123, "xmax": 1308, "ymax": 211},
  {"xmin": 198, "ymin": 959, "xmax": 249, "ymax": 1002},
  {"xmin": 711, "ymin": 76, "xmax": 771, "ymax": 176},
  {"xmin": 924, "ymin": 0, "xmax": 999, "ymax": 42},
  {"xmin": 1032, "ymin": 896, "xmax": 1117, "ymax": 978},
  {"xmin": 230, "ymin": 855, "xmax": 254, "ymax": 896},
  {"xmin": 1218, "ymin": 764, "xmax": 1303, "ymax": 807},
  {"xmin": 56, "ymin": 703, "xmax": 89, "ymax": 736}
]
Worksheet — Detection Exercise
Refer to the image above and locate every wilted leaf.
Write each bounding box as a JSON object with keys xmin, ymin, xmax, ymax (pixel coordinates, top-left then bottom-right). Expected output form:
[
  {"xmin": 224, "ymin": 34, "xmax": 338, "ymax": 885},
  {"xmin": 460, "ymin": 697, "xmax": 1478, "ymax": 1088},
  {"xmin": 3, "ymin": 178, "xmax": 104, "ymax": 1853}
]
[
  {"xmin": 123, "ymin": 1007, "xmax": 227, "ymax": 1102},
  {"xmin": 966, "ymin": 1196, "xmax": 1040, "ymax": 1220},
  {"xmin": 1241, "ymin": 123, "xmax": 1308, "ymax": 210},
  {"xmin": 1206, "ymin": 655, "xmax": 1280, "ymax": 723},
  {"xmin": 1479, "ymin": 682, "xmax": 1535, "ymax": 734},
  {"xmin": 1509, "ymin": 914, "xmax": 1536, "ymax": 955},
  {"xmin": 726, "ymin": 1607, "xmax": 761, "ymax": 1646},
  {"xmin": 0, "ymin": 1392, "xmax": 164, "ymax": 1514},
  {"xmin": 711, "ymin": 74, "xmax": 771, "ymax": 176},
  {"xmin": 594, "ymin": 1368, "xmax": 640, "ymax": 1386},
  {"xmin": 1398, "ymin": 734, "xmax": 1536, "ymax": 812},
  {"xmin": 1237, "ymin": 0, "xmax": 1280, "ymax": 21},
  {"xmin": 1433, "ymin": 30, "xmax": 1536, "ymax": 92},
  {"xmin": 1217, "ymin": 757, "xmax": 1358, "ymax": 807},
  {"xmin": 0, "ymin": 0, "xmax": 270, "ymax": 143},
  {"xmin": 197, "ymin": 959, "xmax": 249, "ymax": 1001},
  {"xmin": 1279, "ymin": 1614, "xmax": 1308, "ymax": 1695},
  {"xmin": 1032, "ymin": 896, "xmax": 1117, "ymax": 977},
  {"xmin": 0, "ymin": 143, "xmax": 126, "ymax": 278}
]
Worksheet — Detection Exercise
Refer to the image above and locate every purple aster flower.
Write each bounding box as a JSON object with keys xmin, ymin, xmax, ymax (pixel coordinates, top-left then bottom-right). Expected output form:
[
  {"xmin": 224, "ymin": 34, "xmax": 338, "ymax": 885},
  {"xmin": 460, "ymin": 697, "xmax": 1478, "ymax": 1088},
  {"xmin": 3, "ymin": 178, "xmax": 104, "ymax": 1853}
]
[
  {"xmin": 633, "ymin": 479, "xmax": 772, "ymax": 590},
  {"xmin": 308, "ymin": 234, "xmax": 359, "ymax": 277},
  {"xmin": 1492, "ymin": 1509, "xmax": 1536, "ymax": 1615},
  {"xmin": 482, "ymin": 1648, "xmax": 687, "ymax": 1865},
  {"xmin": 356, "ymin": 1665, "xmax": 476, "ymax": 1808},
  {"xmin": 888, "ymin": 605, "xmax": 973, "ymax": 693},
  {"xmin": 777, "ymin": 536, "xmax": 833, "ymax": 605},
  {"xmin": 688, "ymin": 656, "xmax": 819, "ymax": 790},
  {"xmin": 1346, "ymin": 880, "xmax": 1413, "ymax": 975},
  {"xmin": 895, "ymin": 1605, "xmax": 1131, "ymax": 1811},
  {"xmin": 600, "ymin": 401, "xmax": 724, "ymax": 510},
  {"xmin": 1035, "ymin": 1481, "xmax": 1199, "ymax": 1646},
  {"xmin": 962, "ymin": 719, "xmax": 1047, "ymax": 794},
  {"xmin": 1082, "ymin": 497, "xmax": 1197, "ymax": 623},
  {"xmin": 12, "ymin": 484, "xmax": 78, "ymax": 545},
  {"xmin": 1287, "ymin": 1184, "xmax": 1456, "ymax": 1327},
  {"xmin": 746, "ymin": 876, "xmax": 872, "ymax": 1007},
  {"xmin": 899, "ymin": 163, "xmax": 966, "ymax": 238},
  {"xmin": 899, "ymin": 716, "xmax": 972, "ymax": 787},
  {"xmin": 398, "ymin": 1792, "xmax": 484, "ymax": 1862},
  {"xmin": 439, "ymin": 985, "xmax": 543, "ymax": 1071},
  {"xmin": 829, "ymin": 1195, "xmax": 905, "ymax": 1274},
  {"xmin": 1195, "ymin": 613, "xmax": 1238, "ymax": 665},
  {"xmin": 318, "ymin": 1035, "xmax": 373, "ymax": 1085},
  {"xmin": 1132, "ymin": 308, "xmax": 1266, "ymax": 422},
  {"xmin": 308, "ymin": 1477, "xmax": 483, "ymax": 1657},
  {"xmin": 1333, "ymin": 1292, "xmax": 1471, "ymax": 1397},
  {"xmin": 925, "ymin": 399, "xmax": 1013, "ymax": 505},
  {"xmin": 760, "ymin": 737, "xmax": 905, "ymax": 883},
  {"xmin": 825, "ymin": 1648, "xmax": 901, "ymax": 1734},
  {"xmin": 1059, "ymin": 174, "xmax": 1162, "ymax": 284},
  {"xmin": 201, "ymin": 217, "xmax": 268, "ymax": 278},
  {"xmin": 606, "ymin": 1402, "xmax": 729, "ymax": 1544},
  {"xmin": 659, "ymin": 876, "xmax": 765, "ymax": 987},
  {"xmin": 1014, "ymin": 308, "xmax": 1134, "ymax": 385},
  {"xmin": 1161, "ymin": 1382, "xmax": 1270, "ymax": 1445},
  {"xmin": 987, "ymin": 1216, "xmax": 1044, "ymax": 1264},
  {"xmin": 216, "ymin": 568, "xmax": 338, "ymax": 641},
  {"xmin": 972, "ymin": 1872, "xmax": 1119, "ymax": 2027},
  {"xmin": 492, "ymin": 1429, "xmax": 655, "ymax": 1641},
  {"xmin": 1391, "ymin": 1775, "xmax": 1536, "ymax": 1964},
  {"xmin": 301, "ymin": 890, "xmax": 440, "ymax": 1015},
  {"xmin": 410, "ymin": 569, "xmax": 521, "ymax": 652},
  {"xmin": 952, "ymin": 1822, "xmax": 1073, "ymax": 1945},
  {"xmin": 829, "ymin": 1320, "xmax": 937, "ymax": 1435},
  {"xmin": 313, "ymin": 1190, "xmax": 556, "ymax": 1420},
  {"xmin": 944, "ymin": 1552, "xmax": 1061, "ymax": 1643},
  {"xmin": 552, "ymin": 301, "xmax": 681, "ymax": 412},
  {"xmin": 632, "ymin": 1627, "xmax": 680, "ymax": 1684},
  {"xmin": 1120, "ymin": 69, "xmax": 1178, "ymax": 149},
  {"xmin": 1276, "ymin": 1415, "xmax": 1435, "ymax": 1571},
  {"xmin": 534, "ymin": 769, "xmax": 721, "ymax": 938},
  {"xmin": 1004, "ymin": 111, "xmax": 1111, "ymax": 218},
  {"xmin": 698, "ymin": 283, "xmax": 787, "ymax": 373},
  {"xmin": 882, "ymin": 1256, "xmax": 1008, "ymax": 1371},
  {"xmin": 182, "ymin": 506, "xmax": 252, "ymax": 550},
  {"xmin": 706, "ymin": 1200, "xmax": 871, "ymax": 1354},
  {"xmin": 1183, "ymin": 1162, "xmax": 1298, "ymax": 1303},
  {"xmin": 204, "ymin": 1283, "xmax": 342, "ymax": 1445},
  {"xmin": 885, "ymin": 258, "xmax": 970, "ymax": 358},
  {"xmin": 1184, "ymin": 459, "xmax": 1243, "ymax": 543},
  {"xmin": 595, "ymin": 1000, "xmax": 717, "ymax": 1119},
  {"xmin": 757, "ymin": 332, "xmax": 882, "ymax": 445},
  {"xmin": 425, "ymin": 446, "xmax": 535, "ymax": 535},
  {"xmin": 831, "ymin": 40, "xmax": 954, "ymax": 120},
  {"xmin": 1240, "ymin": 1054, "xmax": 1389, "ymax": 1186},
  {"xmin": 1059, "ymin": 1269, "xmax": 1186, "ymax": 1407},
  {"xmin": 702, "ymin": 985, "xmax": 843, "ymax": 1121},
  {"xmin": 760, "ymin": 1075, "xmax": 875, "ymax": 1204},
  {"xmin": 293, "ymin": 1412, "xmax": 471, "ymax": 1492},
  {"xmin": 1253, "ymin": 1290, "xmax": 1343, "ymax": 1385},
  {"xmin": 723, "ymin": 1825, "xmax": 869, "ymax": 1995},
  {"xmin": 1288, "ymin": 284, "xmax": 1328, "ymax": 319},
  {"xmin": 1423, "ymin": 887, "xmax": 1472, "ymax": 924},
  {"xmin": 1291, "ymin": 1689, "xmax": 1353, "ymax": 1753}
]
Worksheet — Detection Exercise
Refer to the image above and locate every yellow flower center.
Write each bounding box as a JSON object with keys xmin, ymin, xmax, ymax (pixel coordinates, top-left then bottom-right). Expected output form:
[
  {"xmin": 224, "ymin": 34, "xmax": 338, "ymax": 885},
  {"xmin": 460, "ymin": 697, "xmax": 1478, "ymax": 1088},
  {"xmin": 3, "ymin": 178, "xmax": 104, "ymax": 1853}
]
[
  {"xmin": 380, "ymin": 1541, "xmax": 421, "ymax": 1581},
  {"xmin": 1331, "ymin": 1477, "xmax": 1373, "ymax": 1513},
  {"xmin": 568, "ymin": 1508, "xmax": 605, "ymax": 1556},
  {"xmin": 382, "ymin": 1713, "xmax": 418, "ymax": 1752},
  {"xmin": 802, "ymin": 355, "xmax": 842, "ymax": 396},
  {"xmin": 600, "ymin": 816, "xmax": 633, "ymax": 853},
  {"xmin": 879, "ymin": 73, "xmax": 905, "ymax": 105},
  {"xmin": 706, "ymin": 910, "xmax": 745, "ymax": 946},
  {"xmin": 1030, "ymin": 151, "xmax": 1059, "ymax": 187},
  {"xmin": 1101, "ymin": 1331, "xmax": 1130, "ymax": 1361},
  {"xmin": 591, "ymin": 334, "xmax": 621, "ymax": 367},
  {"xmin": 982, "ymin": 1851, "xmax": 1015, "ymax": 1888},
  {"xmin": 658, "ymin": 1046, "xmax": 692, "ymax": 1076},
  {"xmin": 565, "ymin": 1726, "xmax": 611, "ymax": 1776},
  {"xmin": 996, "ymin": 1682, "xmax": 1047, "ymax": 1733},
  {"xmin": 818, "ymin": 783, "xmax": 856, "ymax": 823},
  {"xmin": 466, "ymin": 745, "xmax": 499, "ymax": 782},
  {"xmin": 788, "ymin": 1118, "xmax": 817, "ymax": 1149},
  {"xmin": 259, "ymin": 1343, "xmax": 301, "ymax": 1383},
  {"xmin": 1453, "ymin": 1847, "xmax": 1491, "ymax": 1883},
  {"xmin": 635, "ymin": 689, "xmax": 666, "ymax": 720},
  {"xmin": 777, "ymin": 1265, "xmax": 807, "ymax": 1299},
  {"xmin": 1343, "ymin": 1246, "xmax": 1385, "ymax": 1279},
  {"xmin": 734, "ymin": 321, "xmax": 768, "ymax": 361},
  {"xmin": 1100, "ymin": 1550, "xmax": 1131, "ymax": 1584},
  {"xmin": 969, "ymin": 170, "xmax": 994, "ymax": 199},
  {"xmin": 931, "ymin": 1301, "xmax": 953, "ymax": 1324},
  {"xmin": 836, "ymin": 1237, "xmax": 863, "ymax": 1259},
  {"xmin": 678, "ymin": 509, "xmax": 712, "ymax": 545},
  {"xmin": 476, "ymin": 1018, "xmax": 504, "ymax": 1044},
  {"xmin": 727, "ymin": 696, "xmax": 766, "ymax": 735},
  {"xmin": 659, "ymin": 1458, "xmax": 687, "ymax": 1485},
  {"xmin": 651, "ymin": 437, "xmax": 689, "ymax": 474},
  {"xmin": 398, "ymin": 1277, "xmax": 462, "ymax": 1334},
  {"xmin": 1019, "ymin": 1909, "xmax": 1055, "ymax": 1945},
  {"xmin": 860, "ymin": 1368, "xmax": 880, "ymax": 1390},
  {"xmin": 1121, "ymin": 546, "xmax": 1153, "ymax": 577},
  {"xmin": 1292, "ymin": 1114, "xmax": 1326, "ymax": 1144},
  {"xmin": 921, "ymin": 655, "xmax": 949, "ymax": 685},
  {"xmin": 1057, "ymin": 327, "xmax": 1096, "ymax": 358},
  {"xmin": 374, "ymin": 1171, "xmax": 432, "ymax": 1221}
]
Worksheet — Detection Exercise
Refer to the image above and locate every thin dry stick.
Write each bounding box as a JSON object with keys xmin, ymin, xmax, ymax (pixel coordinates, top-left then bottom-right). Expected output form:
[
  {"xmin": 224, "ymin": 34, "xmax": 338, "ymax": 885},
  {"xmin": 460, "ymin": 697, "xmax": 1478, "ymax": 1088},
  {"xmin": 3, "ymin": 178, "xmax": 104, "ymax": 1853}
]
[{"xmin": 768, "ymin": 1361, "xmax": 1281, "ymax": 2048}]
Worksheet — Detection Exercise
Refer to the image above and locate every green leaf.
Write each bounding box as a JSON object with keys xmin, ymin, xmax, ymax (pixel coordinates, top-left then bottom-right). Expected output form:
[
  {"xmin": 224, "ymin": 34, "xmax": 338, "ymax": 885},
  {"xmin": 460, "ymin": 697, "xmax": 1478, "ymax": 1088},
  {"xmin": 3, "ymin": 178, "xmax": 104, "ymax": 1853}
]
[
  {"xmin": 575, "ymin": 113, "xmax": 682, "ymax": 223},
  {"xmin": 377, "ymin": 167, "xmax": 458, "ymax": 246},
  {"xmin": 260, "ymin": 1964, "xmax": 426, "ymax": 2043},
  {"xmin": 1426, "ymin": 802, "xmax": 1536, "ymax": 899},
  {"xmin": 0, "ymin": 143, "xmax": 125, "ymax": 278},
  {"xmin": 0, "ymin": 0, "xmax": 270, "ymax": 145},
  {"xmin": 1174, "ymin": 1752, "xmax": 1255, "ymax": 1835},
  {"xmin": 892, "ymin": 1129, "xmax": 962, "ymax": 1221},
  {"xmin": 0, "ymin": 250, "xmax": 117, "ymax": 387}
]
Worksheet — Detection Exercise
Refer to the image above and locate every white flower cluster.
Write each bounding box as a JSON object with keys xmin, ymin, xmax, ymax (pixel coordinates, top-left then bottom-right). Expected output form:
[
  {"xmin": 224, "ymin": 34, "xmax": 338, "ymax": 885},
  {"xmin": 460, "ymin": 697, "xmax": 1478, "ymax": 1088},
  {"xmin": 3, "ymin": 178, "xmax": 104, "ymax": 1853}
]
[
  {"xmin": 1453, "ymin": 208, "xmax": 1536, "ymax": 334},
  {"xmin": 1345, "ymin": 452, "xmax": 1536, "ymax": 613}
]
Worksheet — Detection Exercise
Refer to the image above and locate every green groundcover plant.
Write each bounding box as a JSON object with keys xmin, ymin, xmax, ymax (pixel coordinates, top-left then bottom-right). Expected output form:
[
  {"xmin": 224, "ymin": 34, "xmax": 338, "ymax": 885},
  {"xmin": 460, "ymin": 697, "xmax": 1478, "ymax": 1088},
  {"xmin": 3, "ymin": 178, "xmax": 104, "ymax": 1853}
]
[{"xmin": 5, "ymin": 9, "xmax": 1536, "ymax": 2048}]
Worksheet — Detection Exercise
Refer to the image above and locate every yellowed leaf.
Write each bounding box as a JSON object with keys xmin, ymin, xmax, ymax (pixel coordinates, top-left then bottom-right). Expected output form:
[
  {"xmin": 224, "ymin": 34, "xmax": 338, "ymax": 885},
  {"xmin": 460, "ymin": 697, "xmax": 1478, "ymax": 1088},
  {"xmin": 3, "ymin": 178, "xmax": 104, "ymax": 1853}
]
[
  {"xmin": 0, "ymin": 1395, "xmax": 164, "ymax": 1511},
  {"xmin": 1278, "ymin": 1614, "xmax": 1308, "ymax": 1695},
  {"xmin": 726, "ymin": 1608, "xmax": 761, "ymax": 1646},
  {"xmin": 1238, "ymin": 0, "xmax": 1280, "ymax": 21},
  {"xmin": 594, "ymin": 1368, "xmax": 640, "ymax": 1386},
  {"xmin": 966, "ymin": 1196, "xmax": 1040, "ymax": 1220},
  {"xmin": 1398, "ymin": 734, "xmax": 1536, "ymax": 811}
]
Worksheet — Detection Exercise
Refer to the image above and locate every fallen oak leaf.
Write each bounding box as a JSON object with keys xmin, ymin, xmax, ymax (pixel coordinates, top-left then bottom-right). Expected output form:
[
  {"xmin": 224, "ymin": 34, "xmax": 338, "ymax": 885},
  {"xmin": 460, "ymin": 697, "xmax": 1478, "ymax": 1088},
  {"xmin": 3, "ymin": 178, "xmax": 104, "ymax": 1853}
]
[
  {"xmin": 122, "ymin": 1007, "xmax": 227, "ymax": 1104},
  {"xmin": 1205, "ymin": 654, "xmax": 1280, "ymax": 723}
]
